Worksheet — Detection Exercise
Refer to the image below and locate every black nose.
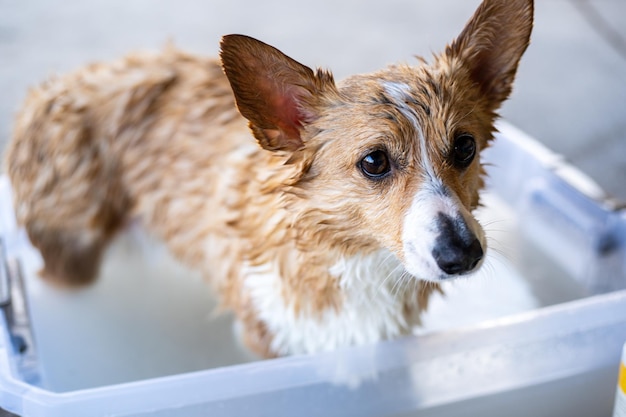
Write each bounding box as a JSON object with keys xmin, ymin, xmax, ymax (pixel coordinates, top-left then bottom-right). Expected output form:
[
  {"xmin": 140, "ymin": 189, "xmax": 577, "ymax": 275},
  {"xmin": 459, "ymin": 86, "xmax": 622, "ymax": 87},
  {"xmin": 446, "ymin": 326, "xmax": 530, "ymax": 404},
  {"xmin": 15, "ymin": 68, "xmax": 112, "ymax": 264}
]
[{"xmin": 431, "ymin": 213, "xmax": 484, "ymax": 276}]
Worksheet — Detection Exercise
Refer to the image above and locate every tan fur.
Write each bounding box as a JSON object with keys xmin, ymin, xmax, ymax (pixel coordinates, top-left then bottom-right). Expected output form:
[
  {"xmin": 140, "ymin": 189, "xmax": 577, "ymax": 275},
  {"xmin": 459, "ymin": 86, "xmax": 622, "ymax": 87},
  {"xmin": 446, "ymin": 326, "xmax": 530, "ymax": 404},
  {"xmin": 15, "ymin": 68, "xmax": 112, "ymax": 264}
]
[{"xmin": 4, "ymin": 0, "xmax": 533, "ymax": 357}]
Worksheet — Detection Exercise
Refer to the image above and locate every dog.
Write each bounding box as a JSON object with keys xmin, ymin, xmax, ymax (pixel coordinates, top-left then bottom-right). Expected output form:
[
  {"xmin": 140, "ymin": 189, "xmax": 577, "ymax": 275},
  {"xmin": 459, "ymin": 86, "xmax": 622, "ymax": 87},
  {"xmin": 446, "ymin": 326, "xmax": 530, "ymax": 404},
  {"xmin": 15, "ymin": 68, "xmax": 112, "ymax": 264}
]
[{"xmin": 4, "ymin": 0, "xmax": 533, "ymax": 357}]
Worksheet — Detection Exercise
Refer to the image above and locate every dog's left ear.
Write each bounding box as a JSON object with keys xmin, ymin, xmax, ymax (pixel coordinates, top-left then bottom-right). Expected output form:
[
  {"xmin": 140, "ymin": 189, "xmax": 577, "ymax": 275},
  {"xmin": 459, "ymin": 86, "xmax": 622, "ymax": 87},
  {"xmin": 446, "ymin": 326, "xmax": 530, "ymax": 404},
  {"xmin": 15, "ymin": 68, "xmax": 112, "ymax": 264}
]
[
  {"xmin": 446, "ymin": 0, "xmax": 534, "ymax": 108},
  {"xmin": 220, "ymin": 34, "xmax": 336, "ymax": 152}
]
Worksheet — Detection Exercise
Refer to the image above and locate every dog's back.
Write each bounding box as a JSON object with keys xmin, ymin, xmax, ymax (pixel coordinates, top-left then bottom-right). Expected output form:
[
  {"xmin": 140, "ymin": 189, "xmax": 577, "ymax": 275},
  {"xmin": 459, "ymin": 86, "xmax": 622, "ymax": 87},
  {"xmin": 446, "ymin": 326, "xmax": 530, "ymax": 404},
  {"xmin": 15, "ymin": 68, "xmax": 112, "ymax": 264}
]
[{"xmin": 5, "ymin": 48, "xmax": 253, "ymax": 286}]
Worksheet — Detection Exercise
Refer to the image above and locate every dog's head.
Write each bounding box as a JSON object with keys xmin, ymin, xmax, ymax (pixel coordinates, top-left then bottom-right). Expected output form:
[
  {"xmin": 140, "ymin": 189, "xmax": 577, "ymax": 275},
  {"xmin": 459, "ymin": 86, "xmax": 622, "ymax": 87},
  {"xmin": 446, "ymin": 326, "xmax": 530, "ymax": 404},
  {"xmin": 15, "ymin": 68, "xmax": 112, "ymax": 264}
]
[{"xmin": 221, "ymin": 0, "xmax": 533, "ymax": 282}]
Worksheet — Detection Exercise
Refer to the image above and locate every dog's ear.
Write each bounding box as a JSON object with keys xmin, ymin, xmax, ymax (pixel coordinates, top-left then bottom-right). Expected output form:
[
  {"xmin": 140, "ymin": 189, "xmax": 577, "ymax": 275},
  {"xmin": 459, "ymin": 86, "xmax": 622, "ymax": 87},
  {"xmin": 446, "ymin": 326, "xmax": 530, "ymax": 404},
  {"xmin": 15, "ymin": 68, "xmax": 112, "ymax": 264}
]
[
  {"xmin": 220, "ymin": 35, "xmax": 335, "ymax": 152},
  {"xmin": 446, "ymin": 0, "xmax": 533, "ymax": 108}
]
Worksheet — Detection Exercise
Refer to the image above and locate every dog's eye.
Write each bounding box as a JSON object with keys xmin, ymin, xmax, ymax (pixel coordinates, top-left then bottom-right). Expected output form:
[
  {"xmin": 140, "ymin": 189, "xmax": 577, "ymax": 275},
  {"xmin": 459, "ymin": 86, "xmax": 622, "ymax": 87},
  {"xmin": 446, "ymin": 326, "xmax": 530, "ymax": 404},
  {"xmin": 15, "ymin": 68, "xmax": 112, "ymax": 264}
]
[
  {"xmin": 360, "ymin": 150, "xmax": 391, "ymax": 179},
  {"xmin": 452, "ymin": 134, "xmax": 476, "ymax": 168}
]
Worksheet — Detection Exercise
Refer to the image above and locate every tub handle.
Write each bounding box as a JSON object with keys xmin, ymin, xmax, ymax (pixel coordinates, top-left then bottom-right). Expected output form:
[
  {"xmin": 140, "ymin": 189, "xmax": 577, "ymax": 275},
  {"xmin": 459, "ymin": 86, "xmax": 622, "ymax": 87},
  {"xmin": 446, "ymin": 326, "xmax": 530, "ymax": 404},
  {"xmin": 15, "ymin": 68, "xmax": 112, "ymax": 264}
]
[{"xmin": 0, "ymin": 238, "xmax": 41, "ymax": 385}]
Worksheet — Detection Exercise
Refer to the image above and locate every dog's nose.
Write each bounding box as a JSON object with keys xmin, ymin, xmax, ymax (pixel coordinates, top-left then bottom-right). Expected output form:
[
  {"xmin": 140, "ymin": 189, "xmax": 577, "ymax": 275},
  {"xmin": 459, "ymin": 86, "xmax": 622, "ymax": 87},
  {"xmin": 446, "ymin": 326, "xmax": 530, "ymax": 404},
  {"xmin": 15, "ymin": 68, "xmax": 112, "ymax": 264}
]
[
  {"xmin": 432, "ymin": 237, "xmax": 483, "ymax": 275},
  {"xmin": 431, "ymin": 213, "xmax": 484, "ymax": 276}
]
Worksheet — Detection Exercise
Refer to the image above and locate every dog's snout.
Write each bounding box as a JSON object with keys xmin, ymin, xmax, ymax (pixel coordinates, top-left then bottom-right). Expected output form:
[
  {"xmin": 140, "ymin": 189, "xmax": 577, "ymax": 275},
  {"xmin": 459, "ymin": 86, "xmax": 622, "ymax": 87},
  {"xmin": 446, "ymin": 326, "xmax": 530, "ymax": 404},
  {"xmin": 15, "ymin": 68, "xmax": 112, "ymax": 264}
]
[{"xmin": 431, "ymin": 213, "xmax": 484, "ymax": 276}]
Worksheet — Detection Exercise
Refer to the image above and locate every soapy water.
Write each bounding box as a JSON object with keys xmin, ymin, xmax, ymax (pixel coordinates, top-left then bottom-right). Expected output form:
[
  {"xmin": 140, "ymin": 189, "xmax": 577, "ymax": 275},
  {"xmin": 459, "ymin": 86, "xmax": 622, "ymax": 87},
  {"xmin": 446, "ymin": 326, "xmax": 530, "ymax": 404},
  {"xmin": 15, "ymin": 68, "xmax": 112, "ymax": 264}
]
[{"xmin": 13, "ymin": 192, "xmax": 585, "ymax": 392}]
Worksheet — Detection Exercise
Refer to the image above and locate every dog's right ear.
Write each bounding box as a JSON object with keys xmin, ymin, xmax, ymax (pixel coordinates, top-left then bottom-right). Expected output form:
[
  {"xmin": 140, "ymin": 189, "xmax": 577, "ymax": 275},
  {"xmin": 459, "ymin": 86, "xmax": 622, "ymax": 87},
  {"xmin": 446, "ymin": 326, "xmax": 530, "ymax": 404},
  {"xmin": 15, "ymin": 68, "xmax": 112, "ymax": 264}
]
[{"xmin": 220, "ymin": 35, "xmax": 336, "ymax": 152}]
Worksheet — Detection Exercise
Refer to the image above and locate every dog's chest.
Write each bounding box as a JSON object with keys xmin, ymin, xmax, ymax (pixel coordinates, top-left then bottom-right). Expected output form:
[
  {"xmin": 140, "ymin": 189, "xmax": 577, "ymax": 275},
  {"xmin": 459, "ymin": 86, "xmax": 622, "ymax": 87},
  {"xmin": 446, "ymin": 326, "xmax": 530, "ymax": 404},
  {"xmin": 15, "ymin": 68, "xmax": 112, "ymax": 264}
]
[{"xmin": 242, "ymin": 250, "xmax": 422, "ymax": 355}]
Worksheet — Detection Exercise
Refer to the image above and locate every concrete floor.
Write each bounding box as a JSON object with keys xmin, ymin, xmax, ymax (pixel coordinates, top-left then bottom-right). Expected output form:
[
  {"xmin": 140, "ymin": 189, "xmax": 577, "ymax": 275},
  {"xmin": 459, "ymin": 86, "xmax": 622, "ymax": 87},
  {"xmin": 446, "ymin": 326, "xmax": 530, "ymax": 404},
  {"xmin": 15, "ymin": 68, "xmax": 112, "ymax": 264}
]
[{"xmin": 0, "ymin": 0, "xmax": 625, "ymax": 200}]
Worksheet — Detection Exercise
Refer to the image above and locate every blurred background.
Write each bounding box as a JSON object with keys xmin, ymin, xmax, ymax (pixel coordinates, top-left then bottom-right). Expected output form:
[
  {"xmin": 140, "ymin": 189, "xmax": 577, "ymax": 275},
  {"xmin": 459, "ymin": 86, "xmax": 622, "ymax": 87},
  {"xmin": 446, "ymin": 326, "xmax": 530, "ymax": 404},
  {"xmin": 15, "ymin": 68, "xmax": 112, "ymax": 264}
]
[{"xmin": 1, "ymin": 0, "xmax": 625, "ymax": 200}]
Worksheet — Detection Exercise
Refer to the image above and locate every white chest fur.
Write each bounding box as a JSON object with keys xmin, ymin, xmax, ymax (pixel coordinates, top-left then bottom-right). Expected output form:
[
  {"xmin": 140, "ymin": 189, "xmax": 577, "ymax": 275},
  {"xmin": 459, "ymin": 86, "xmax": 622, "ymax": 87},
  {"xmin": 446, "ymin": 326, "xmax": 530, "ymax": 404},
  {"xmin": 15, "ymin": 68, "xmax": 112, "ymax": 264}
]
[{"xmin": 242, "ymin": 250, "xmax": 422, "ymax": 356}]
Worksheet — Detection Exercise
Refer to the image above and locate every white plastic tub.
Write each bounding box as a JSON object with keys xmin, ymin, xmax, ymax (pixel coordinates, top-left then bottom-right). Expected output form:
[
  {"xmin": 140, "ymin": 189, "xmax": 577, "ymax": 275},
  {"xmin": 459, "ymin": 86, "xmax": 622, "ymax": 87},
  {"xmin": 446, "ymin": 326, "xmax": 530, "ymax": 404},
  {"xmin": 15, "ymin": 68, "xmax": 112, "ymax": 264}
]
[{"xmin": 0, "ymin": 121, "xmax": 625, "ymax": 417}]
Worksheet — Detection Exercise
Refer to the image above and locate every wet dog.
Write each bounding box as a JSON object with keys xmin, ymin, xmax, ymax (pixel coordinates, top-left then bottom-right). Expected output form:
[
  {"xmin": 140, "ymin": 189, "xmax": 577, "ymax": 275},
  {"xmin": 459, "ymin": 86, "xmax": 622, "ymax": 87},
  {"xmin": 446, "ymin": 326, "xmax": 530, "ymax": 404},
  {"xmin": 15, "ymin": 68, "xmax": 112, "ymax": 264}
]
[{"xmin": 5, "ymin": 0, "xmax": 533, "ymax": 356}]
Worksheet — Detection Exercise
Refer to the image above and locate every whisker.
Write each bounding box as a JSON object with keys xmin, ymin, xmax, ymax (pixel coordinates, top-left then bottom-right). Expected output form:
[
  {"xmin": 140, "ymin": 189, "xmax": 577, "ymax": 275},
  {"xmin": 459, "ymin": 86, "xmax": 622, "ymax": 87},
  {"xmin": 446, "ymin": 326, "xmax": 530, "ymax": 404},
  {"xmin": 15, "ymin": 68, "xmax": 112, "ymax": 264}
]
[
  {"xmin": 391, "ymin": 271, "xmax": 412, "ymax": 298},
  {"xmin": 357, "ymin": 255, "xmax": 390, "ymax": 305},
  {"xmin": 481, "ymin": 218, "xmax": 510, "ymax": 227},
  {"xmin": 484, "ymin": 227, "xmax": 513, "ymax": 236},
  {"xmin": 376, "ymin": 262, "xmax": 404, "ymax": 293},
  {"xmin": 487, "ymin": 245, "xmax": 510, "ymax": 258},
  {"xmin": 485, "ymin": 234, "xmax": 515, "ymax": 254},
  {"xmin": 481, "ymin": 250, "xmax": 516, "ymax": 281},
  {"xmin": 390, "ymin": 274, "xmax": 403, "ymax": 297}
]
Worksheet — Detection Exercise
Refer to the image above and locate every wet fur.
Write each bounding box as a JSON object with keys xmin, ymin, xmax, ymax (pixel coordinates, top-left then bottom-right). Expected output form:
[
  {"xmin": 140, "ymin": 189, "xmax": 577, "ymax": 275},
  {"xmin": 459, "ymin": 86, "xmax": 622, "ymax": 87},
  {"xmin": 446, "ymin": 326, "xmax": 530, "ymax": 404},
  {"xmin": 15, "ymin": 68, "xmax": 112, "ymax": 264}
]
[{"xmin": 4, "ymin": 0, "xmax": 533, "ymax": 356}]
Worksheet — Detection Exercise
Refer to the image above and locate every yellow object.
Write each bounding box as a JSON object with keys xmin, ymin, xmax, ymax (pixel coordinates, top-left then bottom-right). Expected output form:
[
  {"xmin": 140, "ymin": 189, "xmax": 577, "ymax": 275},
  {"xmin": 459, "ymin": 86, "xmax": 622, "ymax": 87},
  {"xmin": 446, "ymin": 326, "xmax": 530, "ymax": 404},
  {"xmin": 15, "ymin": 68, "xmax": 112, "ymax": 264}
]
[
  {"xmin": 620, "ymin": 361, "xmax": 626, "ymax": 395},
  {"xmin": 614, "ymin": 343, "xmax": 626, "ymax": 417}
]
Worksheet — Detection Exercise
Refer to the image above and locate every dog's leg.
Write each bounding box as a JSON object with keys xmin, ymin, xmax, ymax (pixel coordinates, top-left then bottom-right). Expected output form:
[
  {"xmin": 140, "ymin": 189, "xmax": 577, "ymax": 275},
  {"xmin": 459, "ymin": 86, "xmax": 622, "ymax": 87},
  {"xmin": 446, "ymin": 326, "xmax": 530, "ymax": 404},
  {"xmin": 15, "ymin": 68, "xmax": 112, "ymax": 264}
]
[
  {"xmin": 28, "ymin": 226, "xmax": 108, "ymax": 287},
  {"xmin": 16, "ymin": 172, "xmax": 129, "ymax": 288},
  {"xmin": 16, "ymin": 177, "xmax": 129, "ymax": 288},
  {"xmin": 233, "ymin": 305, "xmax": 277, "ymax": 358},
  {"xmin": 25, "ymin": 178, "xmax": 127, "ymax": 286},
  {"xmin": 6, "ymin": 88, "xmax": 130, "ymax": 287}
]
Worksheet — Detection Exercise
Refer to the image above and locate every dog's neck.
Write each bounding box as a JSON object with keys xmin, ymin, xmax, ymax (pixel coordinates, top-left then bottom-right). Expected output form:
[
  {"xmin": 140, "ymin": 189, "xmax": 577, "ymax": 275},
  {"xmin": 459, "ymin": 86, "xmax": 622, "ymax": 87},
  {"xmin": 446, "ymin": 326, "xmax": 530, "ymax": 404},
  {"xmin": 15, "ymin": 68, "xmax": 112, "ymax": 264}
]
[{"xmin": 241, "ymin": 249, "xmax": 437, "ymax": 355}]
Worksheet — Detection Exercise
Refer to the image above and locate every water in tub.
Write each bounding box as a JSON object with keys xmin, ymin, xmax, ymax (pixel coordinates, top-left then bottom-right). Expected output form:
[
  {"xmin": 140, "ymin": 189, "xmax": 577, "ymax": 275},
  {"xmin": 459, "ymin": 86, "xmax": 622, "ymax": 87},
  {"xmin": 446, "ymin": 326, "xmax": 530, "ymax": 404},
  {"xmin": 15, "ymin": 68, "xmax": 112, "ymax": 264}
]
[{"xmin": 2, "ymin": 183, "xmax": 586, "ymax": 392}]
